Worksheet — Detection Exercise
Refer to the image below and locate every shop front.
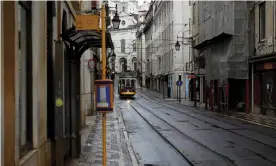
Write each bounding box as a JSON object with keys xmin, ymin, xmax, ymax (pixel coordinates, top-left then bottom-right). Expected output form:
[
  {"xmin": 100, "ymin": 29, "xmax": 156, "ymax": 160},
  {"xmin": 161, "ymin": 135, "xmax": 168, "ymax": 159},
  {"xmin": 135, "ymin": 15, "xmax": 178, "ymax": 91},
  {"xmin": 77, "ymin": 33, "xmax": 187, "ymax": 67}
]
[{"xmin": 254, "ymin": 61, "xmax": 276, "ymax": 117}]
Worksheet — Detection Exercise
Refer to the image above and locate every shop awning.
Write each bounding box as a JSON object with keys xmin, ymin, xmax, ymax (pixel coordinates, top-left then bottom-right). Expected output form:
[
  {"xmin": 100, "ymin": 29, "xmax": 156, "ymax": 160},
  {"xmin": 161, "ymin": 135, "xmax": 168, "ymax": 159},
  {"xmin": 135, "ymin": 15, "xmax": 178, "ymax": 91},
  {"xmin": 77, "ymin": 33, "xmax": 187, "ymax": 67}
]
[{"xmin": 60, "ymin": 26, "xmax": 114, "ymax": 58}]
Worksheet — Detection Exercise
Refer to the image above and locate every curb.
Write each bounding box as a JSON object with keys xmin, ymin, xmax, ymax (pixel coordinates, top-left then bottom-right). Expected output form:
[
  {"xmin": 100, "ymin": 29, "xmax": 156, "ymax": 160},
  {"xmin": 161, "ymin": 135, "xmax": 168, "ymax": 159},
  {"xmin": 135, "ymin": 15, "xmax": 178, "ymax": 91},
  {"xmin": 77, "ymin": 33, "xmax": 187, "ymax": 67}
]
[{"xmin": 117, "ymin": 107, "xmax": 140, "ymax": 166}]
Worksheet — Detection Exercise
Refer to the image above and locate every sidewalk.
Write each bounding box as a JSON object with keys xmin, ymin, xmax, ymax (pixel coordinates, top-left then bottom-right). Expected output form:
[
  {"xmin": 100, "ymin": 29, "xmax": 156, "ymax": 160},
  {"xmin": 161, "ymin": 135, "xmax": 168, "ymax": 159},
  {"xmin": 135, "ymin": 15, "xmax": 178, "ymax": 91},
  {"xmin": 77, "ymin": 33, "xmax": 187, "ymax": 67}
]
[
  {"xmin": 68, "ymin": 110, "xmax": 138, "ymax": 166},
  {"xmin": 137, "ymin": 88, "xmax": 276, "ymax": 129}
]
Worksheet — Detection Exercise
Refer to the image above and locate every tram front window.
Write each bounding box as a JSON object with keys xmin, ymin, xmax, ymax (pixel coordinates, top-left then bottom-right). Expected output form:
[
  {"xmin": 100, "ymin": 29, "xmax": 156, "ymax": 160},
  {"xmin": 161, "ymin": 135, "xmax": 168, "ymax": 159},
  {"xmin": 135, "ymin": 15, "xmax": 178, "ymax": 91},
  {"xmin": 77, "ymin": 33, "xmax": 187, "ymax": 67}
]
[
  {"xmin": 131, "ymin": 79, "xmax": 135, "ymax": 87},
  {"xmin": 126, "ymin": 79, "xmax": 130, "ymax": 87},
  {"xmin": 122, "ymin": 79, "xmax": 125, "ymax": 88}
]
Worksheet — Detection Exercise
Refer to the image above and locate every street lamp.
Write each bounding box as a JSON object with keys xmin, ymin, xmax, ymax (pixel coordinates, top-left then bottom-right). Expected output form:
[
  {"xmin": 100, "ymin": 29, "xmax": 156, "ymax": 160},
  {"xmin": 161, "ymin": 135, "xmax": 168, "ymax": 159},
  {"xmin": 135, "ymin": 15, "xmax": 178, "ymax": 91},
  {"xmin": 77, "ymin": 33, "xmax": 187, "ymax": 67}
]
[
  {"xmin": 175, "ymin": 40, "xmax": 180, "ymax": 51},
  {"xmin": 112, "ymin": 4, "xmax": 121, "ymax": 29},
  {"xmin": 175, "ymin": 36, "xmax": 191, "ymax": 51}
]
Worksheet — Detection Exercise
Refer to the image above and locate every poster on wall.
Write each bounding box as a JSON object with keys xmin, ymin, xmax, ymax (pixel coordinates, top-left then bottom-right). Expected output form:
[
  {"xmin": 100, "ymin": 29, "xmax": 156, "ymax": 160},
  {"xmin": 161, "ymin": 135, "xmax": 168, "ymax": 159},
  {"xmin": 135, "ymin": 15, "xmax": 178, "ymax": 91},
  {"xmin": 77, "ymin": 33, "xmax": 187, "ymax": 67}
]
[{"xmin": 96, "ymin": 85, "xmax": 111, "ymax": 108}]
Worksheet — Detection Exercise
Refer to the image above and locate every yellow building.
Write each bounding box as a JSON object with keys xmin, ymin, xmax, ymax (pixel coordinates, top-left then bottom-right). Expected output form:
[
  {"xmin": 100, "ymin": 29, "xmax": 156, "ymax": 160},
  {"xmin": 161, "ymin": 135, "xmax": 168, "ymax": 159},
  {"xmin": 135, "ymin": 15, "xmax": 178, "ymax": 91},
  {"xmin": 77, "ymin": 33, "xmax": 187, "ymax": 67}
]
[{"xmin": 1, "ymin": 1, "xmax": 86, "ymax": 166}]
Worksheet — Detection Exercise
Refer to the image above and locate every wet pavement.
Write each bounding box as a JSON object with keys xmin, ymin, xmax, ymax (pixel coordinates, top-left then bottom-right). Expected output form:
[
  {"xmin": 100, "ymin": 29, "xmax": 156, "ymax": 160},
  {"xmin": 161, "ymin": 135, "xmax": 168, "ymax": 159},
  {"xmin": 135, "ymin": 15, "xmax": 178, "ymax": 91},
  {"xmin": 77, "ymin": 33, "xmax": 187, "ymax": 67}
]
[
  {"xmin": 116, "ymin": 99, "xmax": 190, "ymax": 166},
  {"xmin": 68, "ymin": 109, "xmax": 138, "ymax": 166},
  {"xmin": 117, "ymin": 90, "xmax": 276, "ymax": 166}
]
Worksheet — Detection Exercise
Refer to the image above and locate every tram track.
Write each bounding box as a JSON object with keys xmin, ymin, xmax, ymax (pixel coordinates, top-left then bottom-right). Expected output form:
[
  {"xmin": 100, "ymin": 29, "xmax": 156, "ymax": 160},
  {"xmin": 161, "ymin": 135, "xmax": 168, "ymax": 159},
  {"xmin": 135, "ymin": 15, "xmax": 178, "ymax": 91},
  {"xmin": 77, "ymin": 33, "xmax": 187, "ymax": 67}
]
[
  {"xmin": 129, "ymin": 102, "xmax": 237, "ymax": 166},
  {"xmin": 128, "ymin": 104, "xmax": 195, "ymax": 166},
  {"xmin": 136, "ymin": 91, "xmax": 276, "ymax": 149},
  {"xmin": 135, "ymin": 92, "xmax": 276, "ymax": 165}
]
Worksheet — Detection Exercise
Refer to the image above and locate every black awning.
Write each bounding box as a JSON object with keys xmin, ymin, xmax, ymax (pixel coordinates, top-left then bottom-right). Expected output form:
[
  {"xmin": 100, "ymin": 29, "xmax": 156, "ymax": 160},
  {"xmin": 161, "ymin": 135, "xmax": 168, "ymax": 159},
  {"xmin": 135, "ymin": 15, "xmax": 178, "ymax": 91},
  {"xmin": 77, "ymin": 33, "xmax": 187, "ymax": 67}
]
[
  {"xmin": 60, "ymin": 26, "xmax": 114, "ymax": 52},
  {"xmin": 249, "ymin": 53, "xmax": 276, "ymax": 63}
]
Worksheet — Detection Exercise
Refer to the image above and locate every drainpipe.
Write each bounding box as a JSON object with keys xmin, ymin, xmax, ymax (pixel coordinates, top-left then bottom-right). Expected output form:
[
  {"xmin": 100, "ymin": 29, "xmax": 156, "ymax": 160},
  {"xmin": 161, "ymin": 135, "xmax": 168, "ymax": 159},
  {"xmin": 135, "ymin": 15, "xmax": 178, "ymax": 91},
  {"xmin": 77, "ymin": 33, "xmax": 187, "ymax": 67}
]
[
  {"xmin": 273, "ymin": 1, "xmax": 275, "ymax": 53},
  {"xmin": 226, "ymin": 80, "xmax": 229, "ymax": 111},
  {"xmin": 211, "ymin": 80, "xmax": 214, "ymax": 111},
  {"xmin": 251, "ymin": 64, "xmax": 254, "ymax": 114},
  {"xmin": 217, "ymin": 80, "xmax": 220, "ymax": 111},
  {"xmin": 246, "ymin": 79, "xmax": 250, "ymax": 114}
]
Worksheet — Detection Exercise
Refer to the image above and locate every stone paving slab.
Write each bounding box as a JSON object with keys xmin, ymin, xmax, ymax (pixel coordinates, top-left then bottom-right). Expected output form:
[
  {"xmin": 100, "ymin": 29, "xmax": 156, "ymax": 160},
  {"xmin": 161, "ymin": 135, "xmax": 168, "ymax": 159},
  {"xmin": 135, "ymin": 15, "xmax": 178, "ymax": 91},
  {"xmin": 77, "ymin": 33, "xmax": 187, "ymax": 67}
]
[{"xmin": 69, "ymin": 110, "xmax": 138, "ymax": 166}]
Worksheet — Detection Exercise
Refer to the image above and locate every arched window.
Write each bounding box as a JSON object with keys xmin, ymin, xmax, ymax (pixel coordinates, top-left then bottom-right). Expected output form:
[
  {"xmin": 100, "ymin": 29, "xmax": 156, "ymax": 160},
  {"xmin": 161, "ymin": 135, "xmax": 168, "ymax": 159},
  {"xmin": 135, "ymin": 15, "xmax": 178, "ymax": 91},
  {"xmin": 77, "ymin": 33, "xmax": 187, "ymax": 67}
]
[
  {"xmin": 121, "ymin": 20, "xmax": 126, "ymax": 25},
  {"xmin": 121, "ymin": 39, "xmax": 125, "ymax": 53},
  {"xmin": 132, "ymin": 57, "xmax": 137, "ymax": 71},
  {"xmin": 133, "ymin": 42, "xmax": 136, "ymax": 52},
  {"xmin": 120, "ymin": 58, "xmax": 127, "ymax": 72}
]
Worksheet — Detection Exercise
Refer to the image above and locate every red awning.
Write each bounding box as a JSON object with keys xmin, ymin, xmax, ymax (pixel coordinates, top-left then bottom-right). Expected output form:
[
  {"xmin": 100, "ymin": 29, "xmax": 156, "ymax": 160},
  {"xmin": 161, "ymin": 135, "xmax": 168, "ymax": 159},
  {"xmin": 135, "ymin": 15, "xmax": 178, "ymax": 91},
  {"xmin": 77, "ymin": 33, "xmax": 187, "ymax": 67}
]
[{"xmin": 188, "ymin": 75, "xmax": 196, "ymax": 78}]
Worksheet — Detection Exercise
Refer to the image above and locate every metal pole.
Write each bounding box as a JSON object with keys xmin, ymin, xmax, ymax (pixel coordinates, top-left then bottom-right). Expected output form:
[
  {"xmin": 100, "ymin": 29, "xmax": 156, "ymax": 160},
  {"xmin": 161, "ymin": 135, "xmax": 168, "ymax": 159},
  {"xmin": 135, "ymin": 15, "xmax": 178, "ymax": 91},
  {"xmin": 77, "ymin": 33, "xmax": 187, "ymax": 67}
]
[
  {"xmin": 246, "ymin": 79, "xmax": 249, "ymax": 114},
  {"xmin": 251, "ymin": 64, "xmax": 254, "ymax": 114},
  {"xmin": 163, "ymin": 78, "xmax": 165, "ymax": 99},
  {"xmin": 179, "ymin": 74, "xmax": 181, "ymax": 103},
  {"xmin": 141, "ymin": 40, "xmax": 143, "ymax": 89},
  {"xmin": 177, "ymin": 85, "xmax": 178, "ymax": 101},
  {"xmin": 102, "ymin": 5, "xmax": 106, "ymax": 80},
  {"xmin": 194, "ymin": 77, "xmax": 196, "ymax": 107},
  {"xmin": 179, "ymin": 85, "xmax": 181, "ymax": 103},
  {"xmin": 101, "ymin": 4, "xmax": 107, "ymax": 166}
]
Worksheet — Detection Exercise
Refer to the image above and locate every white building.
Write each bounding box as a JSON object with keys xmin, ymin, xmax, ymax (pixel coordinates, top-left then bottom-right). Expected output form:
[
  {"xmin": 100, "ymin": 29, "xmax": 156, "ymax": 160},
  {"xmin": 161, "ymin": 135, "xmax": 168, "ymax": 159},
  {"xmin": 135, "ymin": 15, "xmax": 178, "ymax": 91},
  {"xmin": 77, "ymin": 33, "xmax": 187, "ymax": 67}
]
[
  {"xmin": 136, "ymin": 22, "xmax": 146, "ymax": 87},
  {"xmin": 144, "ymin": 1, "xmax": 191, "ymax": 99},
  {"xmin": 109, "ymin": 0, "xmax": 150, "ymax": 75}
]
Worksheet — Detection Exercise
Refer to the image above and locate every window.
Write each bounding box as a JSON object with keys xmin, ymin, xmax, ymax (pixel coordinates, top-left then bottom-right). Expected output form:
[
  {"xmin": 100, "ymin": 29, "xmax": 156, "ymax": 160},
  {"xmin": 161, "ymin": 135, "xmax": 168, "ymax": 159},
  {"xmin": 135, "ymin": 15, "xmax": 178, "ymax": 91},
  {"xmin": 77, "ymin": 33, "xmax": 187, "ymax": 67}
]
[
  {"xmin": 121, "ymin": 39, "xmax": 125, "ymax": 53},
  {"xmin": 193, "ymin": 3, "xmax": 196, "ymax": 24},
  {"xmin": 259, "ymin": 2, "xmax": 266, "ymax": 40},
  {"xmin": 159, "ymin": 57, "xmax": 161, "ymax": 70},
  {"xmin": 171, "ymin": 49, "xmax": 173, "ymax": 66},
  {"xmin": 167, "ymin": 53, "xmax": 169, "ymax": 67},
  {"xmin": 171, "ymin": 1, "xmax": 173, "ymax": 11},
  {"xmin": 123, "ymin": 6, "xmax": 126, "ymax": 12},
  {"xmin": 134, "ymin": 62, "xmax": 137, "ymax": 71},
  {"xmin": 126, "ymin": 79, "xmax": 130, "ymax": 87},
  {"xmin": 133, "ymin": 43, "xmax": 136, "ymax": 52},
  {"xmin": 131, "ymin": 79, "xmax": 135, "ymax": 87},
  {"xmin": 18, "ymin": 1, "xmax": 33, "ymax": 157},
  {"xmin": 121, "ymin": 20, "xmax": 125, "ymax": 25},
  {"xmin": 189, "ymin": 18, "xmax": 191, "ymax": 35}
]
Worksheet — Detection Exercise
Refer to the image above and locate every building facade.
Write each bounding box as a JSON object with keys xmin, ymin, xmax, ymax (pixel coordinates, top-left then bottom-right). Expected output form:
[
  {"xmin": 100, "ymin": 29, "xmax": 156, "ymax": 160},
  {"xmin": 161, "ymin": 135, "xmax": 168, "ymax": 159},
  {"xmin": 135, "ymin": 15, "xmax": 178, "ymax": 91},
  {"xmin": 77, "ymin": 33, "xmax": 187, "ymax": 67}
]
[
  {"xmin": 136, "ymin": 22, "xmax": 146, "ymax": 87},
  {"xmin": 1, "ymin": 1, "xmax": 114, "ymax": 165},
  {"xmin": 111, "ymin": 28, "xmax": 138, "ymax": 73},
  {"xmin": 109, "ymin": 0, "xmax": 149, "ymax": 77},
  {"xmin": 250, "ymin": 1, "xmax": 276, "ymax": 117},
  {"xmin": 143, "ymin": 0, "xmax": 191, "ymax": 99},
  {"xmin": 192, "ymin": 1, "xmax": 252, "ymax": 111},
  {"xmin": 2, "ymin": 1, "xmax": 55, "ymax": 165}
]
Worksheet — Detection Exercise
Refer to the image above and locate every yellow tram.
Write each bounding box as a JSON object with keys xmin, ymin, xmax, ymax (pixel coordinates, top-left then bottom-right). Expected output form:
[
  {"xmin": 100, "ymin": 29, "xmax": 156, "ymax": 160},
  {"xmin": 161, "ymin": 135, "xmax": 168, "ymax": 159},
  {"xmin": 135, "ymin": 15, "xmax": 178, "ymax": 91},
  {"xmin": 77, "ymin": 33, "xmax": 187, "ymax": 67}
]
[{"xmin": 118, "ymin": 72, "xmax": 136, "ymax": 97}]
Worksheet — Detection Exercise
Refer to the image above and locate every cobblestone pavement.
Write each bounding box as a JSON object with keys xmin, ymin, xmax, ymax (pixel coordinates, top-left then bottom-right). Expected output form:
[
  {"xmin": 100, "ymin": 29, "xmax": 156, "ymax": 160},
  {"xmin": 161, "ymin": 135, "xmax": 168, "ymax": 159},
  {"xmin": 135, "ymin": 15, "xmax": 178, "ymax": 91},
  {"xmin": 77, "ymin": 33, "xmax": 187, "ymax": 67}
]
[{"xmin": 69, "ymin": 110, "xmax": 138, "ymax": 166}]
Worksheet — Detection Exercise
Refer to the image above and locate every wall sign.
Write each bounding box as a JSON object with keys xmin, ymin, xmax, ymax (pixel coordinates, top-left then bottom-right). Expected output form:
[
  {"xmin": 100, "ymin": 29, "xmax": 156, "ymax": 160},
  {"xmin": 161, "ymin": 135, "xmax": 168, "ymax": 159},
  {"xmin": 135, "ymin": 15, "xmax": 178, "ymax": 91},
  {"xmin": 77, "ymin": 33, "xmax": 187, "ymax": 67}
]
[
  {"xmin": 76, "ymin": 15, "xmax": 100, "ymax": 30},
  {"xmin": 264, "ymin": 63, "xmax": 273, "ymax": 70}
]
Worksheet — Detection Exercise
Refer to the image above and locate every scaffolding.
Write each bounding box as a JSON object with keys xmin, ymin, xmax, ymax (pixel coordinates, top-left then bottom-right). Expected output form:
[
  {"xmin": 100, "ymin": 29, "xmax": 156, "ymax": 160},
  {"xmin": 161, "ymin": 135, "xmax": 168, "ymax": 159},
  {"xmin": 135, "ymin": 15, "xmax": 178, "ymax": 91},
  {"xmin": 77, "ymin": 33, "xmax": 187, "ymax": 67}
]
[{"xmin": 194, "ymin": 1, "xmax": 254, "ymax": 87}]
